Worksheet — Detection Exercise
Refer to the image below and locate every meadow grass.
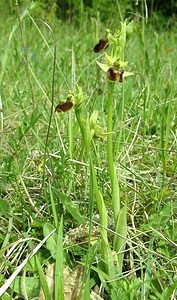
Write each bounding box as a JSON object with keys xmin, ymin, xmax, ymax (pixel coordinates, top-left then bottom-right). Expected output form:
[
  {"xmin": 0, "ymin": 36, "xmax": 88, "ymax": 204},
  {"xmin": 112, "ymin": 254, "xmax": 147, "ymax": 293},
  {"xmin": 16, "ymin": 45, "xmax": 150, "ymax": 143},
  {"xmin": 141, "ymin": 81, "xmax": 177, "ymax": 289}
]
[{"xmin": 0, "ymin": 3, "xmax": 177, "ymax": 299}]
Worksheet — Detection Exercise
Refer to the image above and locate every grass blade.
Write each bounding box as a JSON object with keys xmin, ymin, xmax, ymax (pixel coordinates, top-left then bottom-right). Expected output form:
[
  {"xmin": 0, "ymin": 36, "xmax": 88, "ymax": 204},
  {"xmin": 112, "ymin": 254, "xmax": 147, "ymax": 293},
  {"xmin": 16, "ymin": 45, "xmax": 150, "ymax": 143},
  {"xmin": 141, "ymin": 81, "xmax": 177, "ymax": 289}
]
[
  {"xmin": 36, "ymin": 256, "xmax": 53, "ymax": 300},
  {"xmin": 54, "ymin": 215, "xmax": 64, "ymax": 300}
]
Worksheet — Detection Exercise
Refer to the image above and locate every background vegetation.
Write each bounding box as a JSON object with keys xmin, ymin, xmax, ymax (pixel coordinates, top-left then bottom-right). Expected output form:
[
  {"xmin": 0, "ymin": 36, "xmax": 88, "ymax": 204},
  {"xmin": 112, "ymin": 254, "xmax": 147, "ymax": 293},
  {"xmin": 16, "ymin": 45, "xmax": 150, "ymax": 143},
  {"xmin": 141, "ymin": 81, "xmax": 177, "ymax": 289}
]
[{"xmin": 0, "ymin": 0, "xmax": 176, "ymax": 299}]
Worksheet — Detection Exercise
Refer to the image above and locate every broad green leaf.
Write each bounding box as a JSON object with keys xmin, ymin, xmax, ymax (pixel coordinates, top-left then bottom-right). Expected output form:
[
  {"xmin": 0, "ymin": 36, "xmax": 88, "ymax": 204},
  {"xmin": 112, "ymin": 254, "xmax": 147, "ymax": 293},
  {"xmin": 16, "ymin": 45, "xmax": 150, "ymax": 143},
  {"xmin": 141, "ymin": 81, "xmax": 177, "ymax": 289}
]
[
  {"xmin": 11, "ymin": 276, "xmax": 40, "ymax": 299},
  {"xmin": 1, "ymin": 293, "xmax": 11, "ymax": 300},
  {"xmin": 43, "ymin": 223, "xmax": 56, "ymax": 259},
  {"xmin": 59, "ymin": 192, "xmax": 85, "ymax": 225}
]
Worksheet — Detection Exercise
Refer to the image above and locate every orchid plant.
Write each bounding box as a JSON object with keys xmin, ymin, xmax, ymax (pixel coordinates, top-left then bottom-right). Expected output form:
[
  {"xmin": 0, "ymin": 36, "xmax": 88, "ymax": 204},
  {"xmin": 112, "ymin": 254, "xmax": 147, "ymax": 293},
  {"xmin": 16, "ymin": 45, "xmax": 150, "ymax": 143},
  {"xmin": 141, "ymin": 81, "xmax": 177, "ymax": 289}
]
[
  {"xmin": 55, "ymin": 21, "xmax": 134, "ymax": 287},
  {"xmin": 93, "ymin": 21, "xmax": 134, "ymax": 275}
]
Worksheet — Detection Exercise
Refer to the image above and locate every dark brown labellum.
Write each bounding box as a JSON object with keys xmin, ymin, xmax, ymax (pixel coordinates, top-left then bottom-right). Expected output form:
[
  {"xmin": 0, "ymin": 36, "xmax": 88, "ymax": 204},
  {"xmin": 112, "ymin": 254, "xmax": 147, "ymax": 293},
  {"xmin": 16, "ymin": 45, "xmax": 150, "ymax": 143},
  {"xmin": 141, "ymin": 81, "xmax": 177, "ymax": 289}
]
[
  {"xmin": 55, "ymin": 101, "xmax": 73, "ymax": 113},
  {"xmin": 107, "ymin": 67, "xmax": 124, "ymax": 83},
  {"xmin": 107, "ymin": 67, "xmax": 118, "ymax": 81},
  {"xmin": 94, "ymin": 39, "xmax": 109, "ymax": 53}
]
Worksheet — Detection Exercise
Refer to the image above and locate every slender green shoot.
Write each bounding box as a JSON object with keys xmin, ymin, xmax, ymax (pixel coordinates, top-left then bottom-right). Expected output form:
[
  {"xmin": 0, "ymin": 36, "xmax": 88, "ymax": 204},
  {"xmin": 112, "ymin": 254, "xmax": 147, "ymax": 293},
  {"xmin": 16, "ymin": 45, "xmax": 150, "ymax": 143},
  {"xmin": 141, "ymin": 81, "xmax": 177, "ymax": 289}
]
[{"xmin": 54, "ymin": 216, "xmax": 64, "ymax": 300}]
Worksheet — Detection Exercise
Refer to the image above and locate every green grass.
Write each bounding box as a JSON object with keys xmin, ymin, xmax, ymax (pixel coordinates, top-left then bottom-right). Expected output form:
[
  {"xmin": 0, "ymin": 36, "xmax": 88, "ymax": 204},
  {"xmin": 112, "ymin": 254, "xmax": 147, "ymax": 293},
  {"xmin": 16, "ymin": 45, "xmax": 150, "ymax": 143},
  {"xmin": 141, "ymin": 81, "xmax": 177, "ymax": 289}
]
[{"xmin": 0, "ymin": 2, "xmax": 177, "ymax": 299}]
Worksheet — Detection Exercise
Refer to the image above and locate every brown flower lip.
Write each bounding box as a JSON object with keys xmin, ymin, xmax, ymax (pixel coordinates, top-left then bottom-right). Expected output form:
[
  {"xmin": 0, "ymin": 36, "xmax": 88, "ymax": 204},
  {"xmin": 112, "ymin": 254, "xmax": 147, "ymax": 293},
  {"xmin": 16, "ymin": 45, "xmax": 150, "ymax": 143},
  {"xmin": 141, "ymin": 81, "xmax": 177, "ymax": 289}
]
[
  {"xmin": 94, "ymin": 39, "xmax": 109, "ymax": 53},
  {"xmin": 55, "ymin": 101, "xmax": 73, "ymax": 113},
  {"xmin": 107, "ymin": 67, "xmax": 124, "ymax": 83}
]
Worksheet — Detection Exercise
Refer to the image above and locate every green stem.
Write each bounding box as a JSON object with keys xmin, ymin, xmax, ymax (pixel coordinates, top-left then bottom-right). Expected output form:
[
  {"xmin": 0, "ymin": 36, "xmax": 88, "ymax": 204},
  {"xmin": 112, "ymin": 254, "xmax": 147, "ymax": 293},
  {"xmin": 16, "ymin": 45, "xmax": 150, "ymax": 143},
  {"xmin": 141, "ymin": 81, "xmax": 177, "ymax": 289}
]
[
  {"xmin": 107, "ymin": 82, "xmax": 120, "ymax": 227},
  {"xmin": 107, "ymin": 82, "xmax": 126, "ymax": 274},
  {"xmin": 107, "ymin": 82, "xmax": 115, "ymax": 187},
  {"xmin": 68, "ymin": 111, "xmax": 73, "ymax": 158},
  {"xmin": 115, "ymin": 82, "xmax": 125, "ymax": 158},
  {"xmin": 75, "ymin": 110, "xmax": 90, "ymax": 160}
]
